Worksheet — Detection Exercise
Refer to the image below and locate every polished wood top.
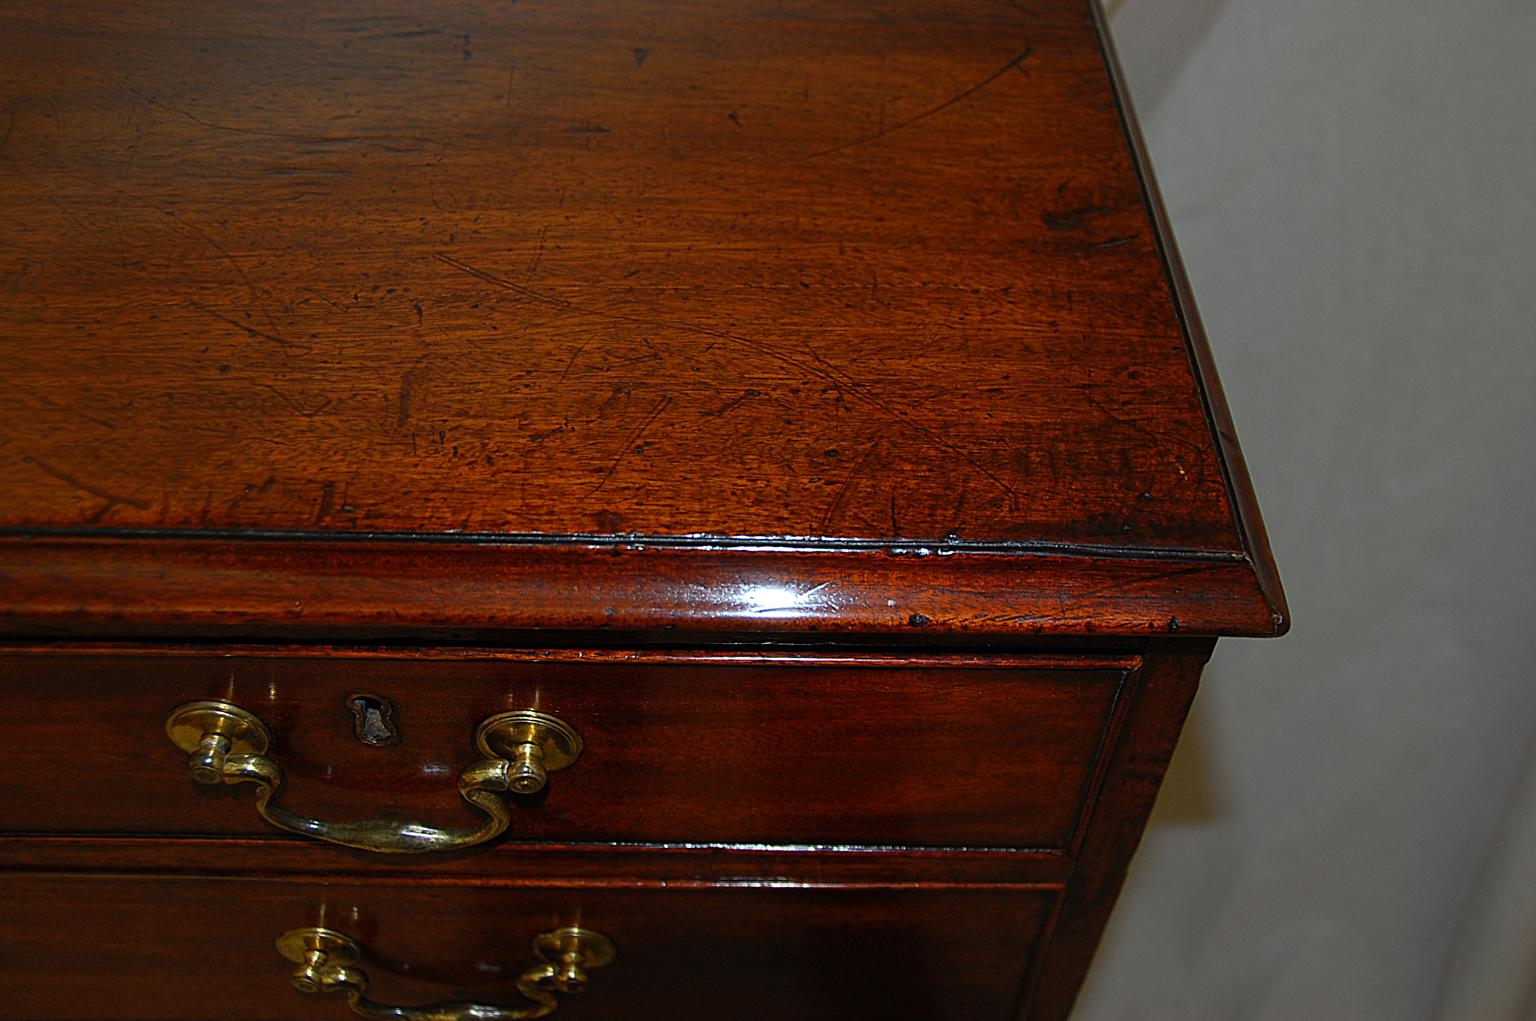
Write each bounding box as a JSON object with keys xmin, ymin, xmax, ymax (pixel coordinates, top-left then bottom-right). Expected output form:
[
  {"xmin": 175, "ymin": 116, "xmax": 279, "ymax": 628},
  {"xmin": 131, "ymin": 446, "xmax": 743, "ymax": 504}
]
[{"xmin": 0, "ymin": 1, "xmax": 1285, "ymax": 637}]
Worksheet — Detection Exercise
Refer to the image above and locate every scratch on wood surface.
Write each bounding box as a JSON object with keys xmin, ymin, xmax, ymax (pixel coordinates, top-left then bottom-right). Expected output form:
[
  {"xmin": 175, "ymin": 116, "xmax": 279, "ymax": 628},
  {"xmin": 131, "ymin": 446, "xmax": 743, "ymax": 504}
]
[
  {"xmin": 1007, "ymin": 564, "xmax": 1215, "ymax": 624},
  {"xmin": 128, "ymin": 88, "xmax": 421, "ymax": 152},
  {"xmin": 433, "ymin": 253, "xmax": 1019, "ymax": 508},
  {"xmin": 1043, "ymin": 205, "xmax": 1115, "ymax": 231},
  {"xmin": 798, "ymin": 576, "xmax": 851, "ymax": 601},
  {"xmin": 820, "ymin": 435, "xmax": 884, "ymax": 531},
  {"xmin": 946, "ymin": 479, "xmax": 971, "ymax": 540},
  {"xmin": 257, "ymin": 383, "xmax": 333, "ymax": 418},
  {"xmin": 302, "ymin": 287, "xmax": 347, "ymax": 312},
  {"xmin": 559, "ymin": 339, "xmax": 591, "ymax": 383},
  {"xmin": 1075, "ymin": 381, "xmax": 1206, "ymax": 484},
  {"xmin": 188, "ymin": 301, "xmax": 313, "ymax": 352},
  {"xmin": 135, "ymin": 194, "xmax": 262, "ymax": 302},
  {"xmin": 706, "ymin": 388, "xmax": 760, "ymax": 418},
  {"xmin": 1, "ymin": 380, "xmax": 117, "ymax": 431},
  {"xmin": 802, "ymin": 47, "xmax": 1033, "ymax": 160},
  {"xmin": 600, "ymin": 351, "xmax": 663, "ymax": 371},
  {"xmin": 590, "ymin": 395, "xmax": 672, "ymax": 496},
  {"xmin": 313, "ymin": 480, "xmax": 336, "ymax": 524},
  {"xmin": 396, "ymin": 365, "xmax": 430, "ymax": 429},
  {"xmin": 357, "ymin": 28, "xmax": 442, "ymax": 41},
  {"xmin": 526, "ymin": 224, "xmax": 549, "ymax": 277},
  {"xmin": 22, "ymin": 455, "xmax": 151, "ymax": 512}
]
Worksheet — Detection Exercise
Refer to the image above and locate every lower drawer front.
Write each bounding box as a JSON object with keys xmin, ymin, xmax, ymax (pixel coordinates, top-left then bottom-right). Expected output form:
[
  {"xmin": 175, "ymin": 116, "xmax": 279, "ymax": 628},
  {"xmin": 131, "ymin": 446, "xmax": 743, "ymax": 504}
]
[
  {"xmin": 0, "ymin": 649, "xmax": 1131, "ymax": 850},
  {"xmin": 0, "ymin": 875, "xmax": 1053, "ymax": 1021}
]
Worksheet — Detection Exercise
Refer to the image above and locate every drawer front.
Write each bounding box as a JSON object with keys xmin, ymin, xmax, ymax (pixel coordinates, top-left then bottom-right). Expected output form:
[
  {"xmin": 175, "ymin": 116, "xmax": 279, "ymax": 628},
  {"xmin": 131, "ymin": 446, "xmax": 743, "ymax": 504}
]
[
  {"xmin": 0, "ymin": 874, "xmax": 1053, "ymax": 1020},
  {"xmin": 0, "ymin": 649, "xmax": 1131, "ymax": 850}
]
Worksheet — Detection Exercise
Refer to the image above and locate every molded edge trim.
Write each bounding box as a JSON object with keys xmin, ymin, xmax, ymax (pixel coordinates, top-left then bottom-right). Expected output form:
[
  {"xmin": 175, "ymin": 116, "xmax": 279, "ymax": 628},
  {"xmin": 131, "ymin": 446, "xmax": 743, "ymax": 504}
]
[{"xmin": 0, "ymin": 534, "xmax": 1284, "ymax": 640}]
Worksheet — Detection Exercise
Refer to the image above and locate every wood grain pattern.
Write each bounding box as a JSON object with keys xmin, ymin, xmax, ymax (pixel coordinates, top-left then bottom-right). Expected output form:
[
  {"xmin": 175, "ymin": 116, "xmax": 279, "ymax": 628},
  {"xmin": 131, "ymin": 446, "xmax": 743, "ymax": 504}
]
[
  {"xmin": 0, "ymin": 647, "xmax": 1133, "ymax": 850},
  {"xmin": 0, "ymin": 875, "xmax": 1055, "ymax": 1020},
  {"xmin": 0, "ymin": 0, "xmax": 1245, "ymax": 558}
]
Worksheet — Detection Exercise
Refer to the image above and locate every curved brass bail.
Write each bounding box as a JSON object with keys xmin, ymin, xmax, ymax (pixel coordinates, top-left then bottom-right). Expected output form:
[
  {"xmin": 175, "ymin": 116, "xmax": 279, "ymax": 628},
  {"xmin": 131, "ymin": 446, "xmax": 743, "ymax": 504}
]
[
  {"xmin": 165, "ymin": 701, "xmax": 582, "ymax": 854},
  {"xmin": 276, "ymin": 926, "xmax": 615, "ymax": 1020}
]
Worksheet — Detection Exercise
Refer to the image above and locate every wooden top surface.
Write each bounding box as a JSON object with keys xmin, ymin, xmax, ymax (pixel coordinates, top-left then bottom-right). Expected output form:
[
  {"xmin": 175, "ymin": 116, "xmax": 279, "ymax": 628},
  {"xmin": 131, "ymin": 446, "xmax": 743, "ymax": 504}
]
[{"xmin": 0, "ymin": 1, "xmax": 1286, "ymax": 638}]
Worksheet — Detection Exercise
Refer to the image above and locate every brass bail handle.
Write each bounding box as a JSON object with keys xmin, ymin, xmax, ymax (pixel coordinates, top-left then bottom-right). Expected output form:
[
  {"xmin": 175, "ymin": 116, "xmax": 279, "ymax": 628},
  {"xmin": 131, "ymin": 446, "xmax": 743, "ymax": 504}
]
[
  {"xmin": 276, "ymin": 925, "xmax": 616, "ymax": 1021},
  {"xmin": 164, "ymin": 700, "xmax": 582, "ymax": 854}
]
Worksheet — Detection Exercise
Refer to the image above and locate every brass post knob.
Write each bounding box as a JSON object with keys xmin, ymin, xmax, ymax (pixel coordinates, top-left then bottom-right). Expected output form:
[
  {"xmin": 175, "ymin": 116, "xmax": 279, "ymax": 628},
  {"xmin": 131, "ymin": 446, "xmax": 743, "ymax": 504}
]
[
  {"xmin": 476, "ymin": 710, "xmax": 583, "ymax": 796},
  {"xmin": 530, "ymin": 926, "xmax": 616, "ymax": 995},
  {"xmin": 166, "ymin": 700, "xmax": 272, "ymax": 784}
]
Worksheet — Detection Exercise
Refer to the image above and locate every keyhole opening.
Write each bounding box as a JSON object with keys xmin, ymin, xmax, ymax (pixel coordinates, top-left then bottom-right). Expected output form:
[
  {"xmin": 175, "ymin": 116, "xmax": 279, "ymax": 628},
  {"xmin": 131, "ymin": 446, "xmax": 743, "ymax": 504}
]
[{"xmin": 347, "ymin": 694, "xmax": 400, "ymax": 747}]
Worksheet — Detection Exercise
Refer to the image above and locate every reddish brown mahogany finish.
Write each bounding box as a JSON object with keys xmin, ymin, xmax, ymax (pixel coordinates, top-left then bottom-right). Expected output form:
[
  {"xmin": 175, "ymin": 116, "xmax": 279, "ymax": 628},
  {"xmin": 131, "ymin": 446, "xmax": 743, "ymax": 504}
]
[
  {"xmin": 0, "ymin": 648, "xmax": 1134, "ymax": 850},
  {"xmin": 0, "ymin": 875, "xmax": 1055, "ymax": 1020},
  {"xmin": 1022, "ymin": 642, "xmax": 1212, "ymax": 1019},
  {"xmin": 0, "ymin": 534, "xmax": 1283, "ymax": 640},
  {"xmin": 2, "ymin": 0, "xmax": 1234, "ymax": 552},
  {"xmin": 0, "ymin": 0, "xmax": 1286, "ymax": 638},
  {"xmin": 0, "ymin": 2, "xmax": 1285, "ymax": 1019}
]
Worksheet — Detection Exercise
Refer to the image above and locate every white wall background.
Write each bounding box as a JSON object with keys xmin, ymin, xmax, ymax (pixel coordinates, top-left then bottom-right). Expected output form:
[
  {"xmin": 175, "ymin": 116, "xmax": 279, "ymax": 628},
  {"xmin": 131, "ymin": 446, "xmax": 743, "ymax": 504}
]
[{"xmin": 1080, "ymin": 1, "xmax": 1536, "ymax": 1018}]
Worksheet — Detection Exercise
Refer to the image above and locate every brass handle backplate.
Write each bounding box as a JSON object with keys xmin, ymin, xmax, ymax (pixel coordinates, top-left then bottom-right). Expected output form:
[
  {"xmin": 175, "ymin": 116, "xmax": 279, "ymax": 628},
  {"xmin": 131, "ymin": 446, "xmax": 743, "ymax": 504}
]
[
  {"xmin": 165, "ymin": 700, "xmax": 582, "ymax": 854},
  {"xmin": 277, "ymin": 925, "xmax": 615, "ymax": 1020}
]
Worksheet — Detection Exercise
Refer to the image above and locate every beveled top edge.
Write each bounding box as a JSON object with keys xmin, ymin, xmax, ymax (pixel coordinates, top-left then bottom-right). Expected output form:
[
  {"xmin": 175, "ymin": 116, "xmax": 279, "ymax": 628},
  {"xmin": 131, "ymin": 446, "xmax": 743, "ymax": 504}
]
[
  {"xmin": 0, "ymin": 533, "xmax": 1288, "ymax": 641},
  {"xmin": 1088, "ymin": 0, "xmax": 1288, "ymax": 632}
]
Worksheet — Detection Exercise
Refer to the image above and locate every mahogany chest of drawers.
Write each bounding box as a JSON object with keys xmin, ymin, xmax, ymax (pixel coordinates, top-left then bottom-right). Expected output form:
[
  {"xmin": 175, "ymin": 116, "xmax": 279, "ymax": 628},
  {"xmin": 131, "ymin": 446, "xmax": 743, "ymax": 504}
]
[{"xmin": 0, "ymin": 2, "xmax": 1285, "ymax": 1018}]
